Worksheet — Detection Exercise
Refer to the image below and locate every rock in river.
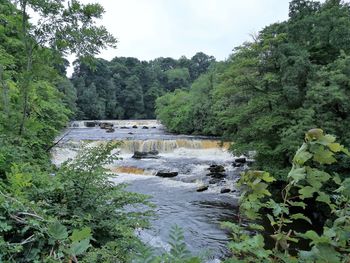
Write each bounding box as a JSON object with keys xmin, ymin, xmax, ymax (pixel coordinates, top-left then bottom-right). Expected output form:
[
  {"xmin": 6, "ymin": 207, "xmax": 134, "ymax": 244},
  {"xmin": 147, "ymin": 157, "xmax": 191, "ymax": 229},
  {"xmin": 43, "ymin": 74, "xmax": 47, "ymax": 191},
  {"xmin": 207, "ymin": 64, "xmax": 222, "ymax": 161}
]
[
  {"xmin": 106, "ymin": 128, "xmax": 115, "ymax": 133},
  {"xmin": 100, "ymin": 122, "xmax": 113, "ymax": 129},
  {"xmin": 85, "ymin": 121, "xmax": 97, "ymax": 127},
  {"xmin": 234, "ymin": 157, "xmax": 246, "ymax": 164},
  {"xmin": 197, "ymin": 185, "xmax": 209, "ymax": 192},
  {"xmin": 220, "ymin": 188, "xmax": 231, "ymax": 194},
  {"xmin": 156, "ymin": 171, "xmax": 178, "ymax": 178},
  {"xmin": 208, "ymin": 164, "xmax": 225, "ymax": 173},
  {"xmin": 132, "ymin": 150, "xmax": 159, "ymax": 159}
]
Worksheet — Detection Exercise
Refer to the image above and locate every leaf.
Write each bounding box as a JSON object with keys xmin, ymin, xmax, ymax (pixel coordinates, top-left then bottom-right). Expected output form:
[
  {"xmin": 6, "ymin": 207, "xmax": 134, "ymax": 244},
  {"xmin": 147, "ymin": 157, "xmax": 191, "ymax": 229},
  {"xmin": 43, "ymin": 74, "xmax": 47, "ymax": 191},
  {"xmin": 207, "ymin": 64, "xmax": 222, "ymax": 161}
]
[
  {"xmin": 299, "ymin": 186, "xmax": 315, "ymax": 199},
  {"xmin": 333, "ymin": 175, "xmax": 342, "ymax": 185},
  {"xmin": 70, "ymin": 238, "xmax": 90, "ymax": 256},
  {"xmin": 290, "ymin": 213, "xmax": 311, "ymax": 224},
  {"xmin": 287, "ymin": 201, "xmax": 306, "ymax": 209},
  {"xmin": 261, "ymin": 172, "xmax": 276, "ymax": 183},
  {"xmin": 288, "ymin": 167, "xmax": 306, "ymax": 183},
  {"xmin": 267, "ymin": 214, "xmax": 277, "ymax": 226},
  {"xmin": 248, "ymin": 224, "xmax": 265, "ymax": 231},
  {"xmin": 306, "ymin": 168, "xmax": 331, "ymax": 190},
  {"xmin": 294, "ymin": 150, "xmax": 312, "ymax": 165},
  {"xmin": 48, "ymin": 221, "xmax": 68, "ymax": 240},
  {"xmin": 328, "ymin": 143, "xmax": 343, "ymax": 152},
  {"xmin": 297, "ymin": 230, "xmax": 319, "ymax": 241},
  {"xmin": 313, "ymin": 149, "xmax": 336, "ymax": 165},
  {"xmin": 316, "ymin": 192, "xmax": 330, "ymax": 204},
  {"xmin": 266, "ymin": 200, "xmax": 286, "ymax": 217},
  {"xmin": 70, "ymin": 227, "xmax": 91, "ymax": 242},
  {"xmin": 318, "ymin": 134, "xmax": 336, "ymax": 145}
]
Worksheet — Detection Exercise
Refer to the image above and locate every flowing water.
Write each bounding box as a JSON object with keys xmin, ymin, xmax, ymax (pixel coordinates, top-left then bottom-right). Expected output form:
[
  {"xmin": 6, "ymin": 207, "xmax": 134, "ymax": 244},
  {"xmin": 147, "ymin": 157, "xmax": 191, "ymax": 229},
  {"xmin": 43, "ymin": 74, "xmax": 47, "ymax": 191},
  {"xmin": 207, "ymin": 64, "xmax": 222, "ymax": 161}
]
[{"xmin": 52, "ymin": 120, "xmax": 246, "ymax": 261}]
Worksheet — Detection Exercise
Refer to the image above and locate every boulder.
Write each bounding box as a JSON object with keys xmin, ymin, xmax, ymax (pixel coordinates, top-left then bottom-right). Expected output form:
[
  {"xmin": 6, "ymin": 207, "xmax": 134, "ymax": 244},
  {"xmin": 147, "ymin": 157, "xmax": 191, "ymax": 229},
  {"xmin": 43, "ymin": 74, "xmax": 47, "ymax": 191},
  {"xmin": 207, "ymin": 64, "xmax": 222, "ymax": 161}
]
[
  {"xmin": 151, "ymin": 126, "xmax": 157, "ymax": 129},
  {"xmin": 235, "ymin": 157, "xmax": 246, "ymax": 164},
  {"xmin": 232, "ymin": 162, "xmax": 243, "ymax": 168},
  {"xmin": 85, "ymin": 121, "xmax": 97, "ymax": 127},
  {"xmin": 142, "ymin": 126, "xmax": 149, "ymax": 129},
  {"xmin": 208, "ymin": 164, "xmax": 225, "ymax": 173},
  {"xmin": 128, "ymin": 132, "xmax": 134, "ymax": 135},
  {"xmin": 156, "ymin": 171, "xmax": 178, "ymax": 178},
  {"xmin": 132, "ymin": 150, "xmax": 159, "ymax": 159},
  {"xmin": 106, "ymin": 128, "xmax": 115, "ymax": 133},
  {"xmin": 132, "ymin": 125, "xmax": 138, "ymax": 129},
  {"xmin": 100, "ymin": 122, "xmax": 113, "ymax": 129},
  {"xmin": 197, "ymin": 185, "xmax": 209, "ymax": 192},
  {"xmin": 220, "ymin": 188, "xmax": 231, "ymax": 194},
  {"xmin": 120, "ymin": 126, "xmax": 130, "ymax": 129}
]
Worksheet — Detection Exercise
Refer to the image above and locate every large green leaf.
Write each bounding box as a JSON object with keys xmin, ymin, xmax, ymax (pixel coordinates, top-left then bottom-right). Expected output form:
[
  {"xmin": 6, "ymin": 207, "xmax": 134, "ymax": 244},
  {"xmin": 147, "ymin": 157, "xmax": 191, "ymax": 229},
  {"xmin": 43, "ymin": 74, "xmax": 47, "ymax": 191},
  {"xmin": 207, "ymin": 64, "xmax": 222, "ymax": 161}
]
[
  {"xmin": 70, "ymin": 238, "xmax": 90, "ymax": 256},
  {"xmin": 70, "ymin": 227, "xmax": 91, "ymax": 242},
  {"xmin": 313, "ymin": 148, "xmax": 336, "ymax": 164},
  {"xmin": 294, "ymin": 149, "xmax": 312, "ymax": 165},
  {"xmin": 48, "ymin": 221, "xmax": 68, "ymax": 240},
  {"xmin": 306, "ymin": 168, "xmax": 331, "ymax": 190},
  {"xmin": 299, "ymin": 186, "xmax": 316, "ymax": 199}
]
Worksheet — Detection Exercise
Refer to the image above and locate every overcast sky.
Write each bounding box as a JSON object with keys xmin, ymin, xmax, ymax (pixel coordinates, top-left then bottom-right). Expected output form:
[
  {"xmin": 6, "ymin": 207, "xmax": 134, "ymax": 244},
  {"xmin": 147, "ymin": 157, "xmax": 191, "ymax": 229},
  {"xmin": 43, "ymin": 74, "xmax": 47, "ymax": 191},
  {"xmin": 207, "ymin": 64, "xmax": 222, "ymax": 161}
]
[{"xmin": 67, "ymin": 0, "xmax": 294, "ymax": 75}]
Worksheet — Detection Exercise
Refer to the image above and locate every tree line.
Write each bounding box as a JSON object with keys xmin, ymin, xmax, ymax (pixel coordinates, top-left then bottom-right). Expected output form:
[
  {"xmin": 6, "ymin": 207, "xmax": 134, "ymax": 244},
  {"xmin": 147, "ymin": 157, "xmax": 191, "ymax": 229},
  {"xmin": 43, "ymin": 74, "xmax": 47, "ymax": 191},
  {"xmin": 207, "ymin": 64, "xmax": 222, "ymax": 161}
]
[{"xmin": 71, "ymin": 52, "xmax": 215, "ymax": 120}]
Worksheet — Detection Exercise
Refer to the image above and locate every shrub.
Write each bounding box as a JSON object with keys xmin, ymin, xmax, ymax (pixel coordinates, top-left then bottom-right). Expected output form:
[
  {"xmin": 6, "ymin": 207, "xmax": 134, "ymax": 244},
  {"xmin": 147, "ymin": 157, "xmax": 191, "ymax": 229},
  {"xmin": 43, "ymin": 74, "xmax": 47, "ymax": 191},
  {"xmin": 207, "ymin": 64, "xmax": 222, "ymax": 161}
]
[{"xmin": 224, "ymin": 129, "xmax": 350, "ymax": 262}]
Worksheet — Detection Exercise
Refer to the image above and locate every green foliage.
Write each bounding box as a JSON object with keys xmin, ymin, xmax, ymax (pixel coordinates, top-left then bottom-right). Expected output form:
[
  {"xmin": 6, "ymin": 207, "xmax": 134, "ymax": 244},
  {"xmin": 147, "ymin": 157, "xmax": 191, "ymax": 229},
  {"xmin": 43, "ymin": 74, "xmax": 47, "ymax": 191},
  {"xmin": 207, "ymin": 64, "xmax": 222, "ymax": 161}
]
[
  {"xmin": 0, "ymin": 142, "xmax": 151, "ymax": 262},
  {"xmin": 71, "ymin": 53, "xmax": 215, "ymax": 120},
  {"xmin": 223, "ymin": 129, "xmax": 350, "ymax": 262},
  {"xmin": 155, "ymin": 67, "xmax": 222, "ymax": 135}
]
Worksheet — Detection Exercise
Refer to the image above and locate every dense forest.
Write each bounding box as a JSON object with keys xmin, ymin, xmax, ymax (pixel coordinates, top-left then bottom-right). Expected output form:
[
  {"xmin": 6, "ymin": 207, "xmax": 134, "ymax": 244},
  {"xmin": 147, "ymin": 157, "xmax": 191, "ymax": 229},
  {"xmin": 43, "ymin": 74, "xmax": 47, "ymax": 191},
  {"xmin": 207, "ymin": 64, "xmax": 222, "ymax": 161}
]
[
  {"xmin": 0, "ymin": 0, "xmax": 349, "ymax": 262},
  {"xmin": 71, "ymin": 52, "xmax": 215, "ymax": 119}
]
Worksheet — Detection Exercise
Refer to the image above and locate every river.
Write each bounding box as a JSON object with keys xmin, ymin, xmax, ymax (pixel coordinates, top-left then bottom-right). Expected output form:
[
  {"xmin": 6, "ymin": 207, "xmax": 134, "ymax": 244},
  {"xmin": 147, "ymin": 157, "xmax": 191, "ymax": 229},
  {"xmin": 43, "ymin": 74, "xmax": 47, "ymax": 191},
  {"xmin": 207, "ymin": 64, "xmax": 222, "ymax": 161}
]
[{"xmin": 51, "ymin": 120, "xmax": 246, "ymax": 261}]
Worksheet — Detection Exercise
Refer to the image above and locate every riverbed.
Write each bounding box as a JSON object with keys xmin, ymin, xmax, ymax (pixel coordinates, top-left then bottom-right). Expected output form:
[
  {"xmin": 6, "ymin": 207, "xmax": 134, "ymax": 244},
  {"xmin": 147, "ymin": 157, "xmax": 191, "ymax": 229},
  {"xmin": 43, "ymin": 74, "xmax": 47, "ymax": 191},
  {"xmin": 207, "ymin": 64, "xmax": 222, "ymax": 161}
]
[{"xmin": 52, "ymin": 120, "xmax": 245, "ymax": 260}]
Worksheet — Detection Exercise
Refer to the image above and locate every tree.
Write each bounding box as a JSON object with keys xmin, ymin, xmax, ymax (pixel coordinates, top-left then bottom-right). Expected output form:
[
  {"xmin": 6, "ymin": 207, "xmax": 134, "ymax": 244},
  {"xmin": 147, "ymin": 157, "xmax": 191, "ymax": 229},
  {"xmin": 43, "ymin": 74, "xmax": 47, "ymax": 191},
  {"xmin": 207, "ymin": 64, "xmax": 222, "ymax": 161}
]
[
  {"xmin": 12, "ymin": 0, "xmax": 116, "ymax": 134},
  {"xmin": 165, "ymin": 68, "xmax": 190, "ymax": 91},
  {"xmin": 189, "ymin": 52, "xmax": 215, "ymax": 81},
  {"xmin": 122, "ymin": 76, "xmax": 144, "ymax": 119},
  {"xmin": 78, "ymin": 83, "xmax": 105, "ymax": 119}
]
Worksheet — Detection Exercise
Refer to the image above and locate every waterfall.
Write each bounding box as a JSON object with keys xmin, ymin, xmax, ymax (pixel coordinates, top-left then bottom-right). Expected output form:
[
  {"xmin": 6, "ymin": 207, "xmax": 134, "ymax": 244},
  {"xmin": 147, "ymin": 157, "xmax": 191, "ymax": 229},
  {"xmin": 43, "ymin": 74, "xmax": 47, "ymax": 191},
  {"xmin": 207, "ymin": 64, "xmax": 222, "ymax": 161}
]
[
  {"xmin": 117, "ymin": 139, "xmax": 230, "ymax": 153},
  {"xmin": 70, "ymin": 119, "xmax": 161, "ymax": 128}
]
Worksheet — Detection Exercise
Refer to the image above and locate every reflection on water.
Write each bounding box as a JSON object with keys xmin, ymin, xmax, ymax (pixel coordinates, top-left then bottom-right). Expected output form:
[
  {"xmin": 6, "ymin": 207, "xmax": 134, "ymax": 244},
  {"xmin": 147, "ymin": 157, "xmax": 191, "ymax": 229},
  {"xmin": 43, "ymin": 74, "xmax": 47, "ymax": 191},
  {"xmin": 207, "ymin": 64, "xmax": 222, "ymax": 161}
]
[{"xmin": 53, "ymin": 120, "xmax": 242, "ymax": 260}]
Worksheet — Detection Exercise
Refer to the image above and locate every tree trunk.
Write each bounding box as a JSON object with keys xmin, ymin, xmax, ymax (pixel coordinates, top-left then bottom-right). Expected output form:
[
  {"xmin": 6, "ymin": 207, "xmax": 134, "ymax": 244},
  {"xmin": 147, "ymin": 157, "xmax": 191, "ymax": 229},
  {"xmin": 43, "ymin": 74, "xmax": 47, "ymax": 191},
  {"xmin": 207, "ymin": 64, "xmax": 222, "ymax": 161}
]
[
  {"xmin": 0, "ymin": 66, "xmax": 10, "ymax": 119},
  {"xmin": 18, "ymin": 0, "xmax": 32, "ymax": 136},
  {"xmin": 18, "ymin": 48, "xmax": 32, "ymax": 135}
]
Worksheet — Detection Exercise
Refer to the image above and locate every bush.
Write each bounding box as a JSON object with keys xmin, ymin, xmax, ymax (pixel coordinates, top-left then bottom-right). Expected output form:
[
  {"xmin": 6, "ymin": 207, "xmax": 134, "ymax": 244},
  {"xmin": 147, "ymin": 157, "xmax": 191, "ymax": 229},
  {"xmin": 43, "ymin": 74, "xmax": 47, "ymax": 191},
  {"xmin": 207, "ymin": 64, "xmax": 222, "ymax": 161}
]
[
  {"xmin": 0, "ymin": 142, "xmax": 151, "ymax": 262},
  {"xmin": 223, "ymin": 129, "xmax": 350, "ymax": 262}
]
